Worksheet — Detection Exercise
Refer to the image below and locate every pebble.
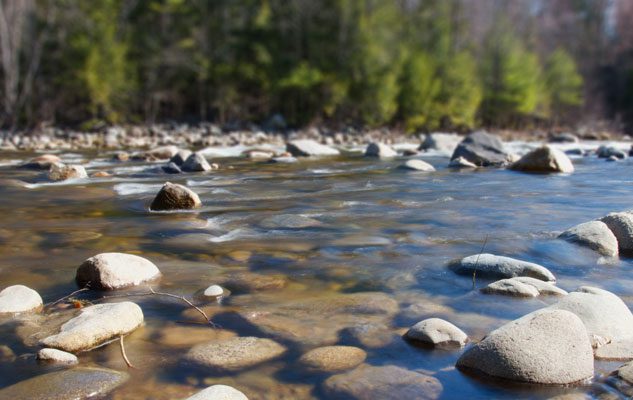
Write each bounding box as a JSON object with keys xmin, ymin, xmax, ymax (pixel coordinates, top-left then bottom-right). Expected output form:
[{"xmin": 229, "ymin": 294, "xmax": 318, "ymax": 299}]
[{"xmin": 37, "ymin": 348, "xmax": 79, "ymax": 364}]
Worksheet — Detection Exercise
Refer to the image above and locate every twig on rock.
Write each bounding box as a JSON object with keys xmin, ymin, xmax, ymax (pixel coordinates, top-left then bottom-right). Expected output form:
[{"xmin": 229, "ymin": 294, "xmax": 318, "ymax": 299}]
[{"xmin": 472, "ymin": 235, "xmax": 489, "ymax": 290}]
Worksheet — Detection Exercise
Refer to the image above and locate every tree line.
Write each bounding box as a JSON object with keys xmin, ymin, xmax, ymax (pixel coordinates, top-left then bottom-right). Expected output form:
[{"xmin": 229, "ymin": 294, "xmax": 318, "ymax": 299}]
[{"xmin": 1, "ymin": 0, "xmax": 632, "ymax": 133}]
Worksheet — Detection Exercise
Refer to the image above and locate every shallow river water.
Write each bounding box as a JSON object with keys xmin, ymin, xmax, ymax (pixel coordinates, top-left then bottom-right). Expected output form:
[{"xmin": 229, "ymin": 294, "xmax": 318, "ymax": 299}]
[{"xmin": 1, "ymin": 144, "xmax": 633, "ymax": 399}]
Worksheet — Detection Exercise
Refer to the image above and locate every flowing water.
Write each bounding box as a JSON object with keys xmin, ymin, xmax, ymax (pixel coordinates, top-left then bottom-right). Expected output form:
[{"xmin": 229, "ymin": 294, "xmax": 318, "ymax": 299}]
[{"xmin": 1, "ymin": 145, "xmax": 633, "ymax": 399}]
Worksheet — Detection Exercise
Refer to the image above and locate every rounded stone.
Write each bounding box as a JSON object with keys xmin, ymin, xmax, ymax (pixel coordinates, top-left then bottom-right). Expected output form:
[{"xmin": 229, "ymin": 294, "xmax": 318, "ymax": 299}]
[
  {"xmin": 405, "ymin": 318, "xmax": 468, "ymax": 347},
  {"xmin": 286, "ymin": 139, "xmax": 340, "ymax": 157},
  {"xmin": 48, "ymin": 163, "xmax": 88, "ymax": 181},
  {"xmin": 448, "ymin": 253, "xmax": 555, "ymax": 282},
  {"xmin": 510, "ymin": 146, "xmax": 574, "ymax": 173},
  {"xmin": 482, "ymin": 277, "xmax": 567, "ymax": 297},
  {"xmin": 203, "ymin": 285, "xmax": 224, "ymax": 297},
  {"xmin": 21, "ymin": 154, "xmax": 61, "ymax": 169},
  {"xmin": 182, "ymin": 152, "xmax": 212, "ymax": 172},
  {"xmin": 76, "ymin": 252, "xmax": 161, "ymax": 290},
  {"xmin": 400, "ymin": 159, "xmax": 436, "ymax": 171},
  {"xmin": 184, "ymin": 336, "xmax": 286, "ymax": 372},
  {"xmin": 365, "ymin": 142, "xmax": 397, "ymax": 158},
  {"xmin": 299, "ymin": 345, "xmax": 367, "ymax": 372},
  {"xmin": 559, "ymin": 220, "xmax": 619, "ymax": 257},
  {"xmin": 456, "ymin": 309, "xmax": 594, "ymax": 385},
  {"xmin": 150, "ymin": 182, "xmax": 201, "ymax": 211},
  {"xmin": 600, "ymin": 212, "xmax": 633, "ymax": 253},
  {"xmin": 185, "ymin": 385, "xmax": 248, "ymax": 400},
  {"xmin": 0, "ymin": 285, "xmax": 43, "ymax": 314},
  {"xmin": 37, "ymin": 348, "xmax": 78, "ymax": 364}
]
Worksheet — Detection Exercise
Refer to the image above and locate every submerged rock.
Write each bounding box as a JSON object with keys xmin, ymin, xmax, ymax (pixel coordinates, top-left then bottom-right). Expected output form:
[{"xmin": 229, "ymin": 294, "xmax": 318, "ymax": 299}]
[
  {"xmin": 448, "ymin": 254, "xmax": 555, "ymax": 282},
  {"xmin": 482, "ymin": 277, "xmax": 567, "ymax": 297},
  {"xmin": 405, "ymin": 318, "xmax": 468, "ymax": 347},
  {"xmin": 510, "ymin": 146, "xmax": 574, "ymax": 173},
  {"xmin": 219, "ymin": 272, "xmax": 288, "ymax": 293},
  {"xmin": 37, "ymin": 348, "xmax": 78, "ymax": 364},
  {"xmin": 184, "ymin": 336, "xmax": 286, "ymax": 372},
  {"xmin": 185, "ymin": 385, "xmax": 248, "ymax": 400},
  {"xmin": 399, "ymin": 159, "xmax": 435, "ymax": 172},
  {"xmin": 41, "ymin": 301, "xmax": 144, "ymax": 353},
  {"xmin": 323, "ymin": 364, "xmax": 442, "ymax": 400},
  {"xmin": 48, "ymin": 163, "xmax": 88, "ymax": 181},
  {"xmin": 450, "ymin": 131, "xmax": 511, "ymax": 167},
  {"xmin": 0, "ymin": 284, "xmax": 43, "ymax": 314},
  {"xmin": 259, "ymin": 214, "xmax": 321, "ymax": 229},
  {"xmin": 150, "ymin": 182, "xmax": 201, "ymax": 211},
  {"xmin": 76, "ymin": 252, "xmax": 161, "ymax": 290},
  {"xmin": 182, "ymin": 152, "xmax": 211, "ymax": 172},
  {"xmin": 0, "ymin": 367, "xmax": 128, "ymax": 400},
  {"xmin": 299, "ymin": 345, "xmax": 367, "ymax": 372},
  {"xmin": 364, "ymin": 142, "xmax": 397, "ymax": 158},
  {"xmin": 456, "ymin": 309, "xmax": 594, "ymax": 384},
  {"xmin": 145, "ymin": 145, "xmax": 179, "ymax": 160},
  {"xmin": 20, "ymin": 154, "xmax": 61, "ymax": 169},
  {"xmin": 269, "ymin": 156, "xmax": 298, "ymax": 164},
  {"xmin": 600, "ymin": 212, "xmax": 633, "ymax": 253},
  {"xmin": 286, "ymin": 139, "xmax": 340, "ymax": 157},
  {"xmin": 559, "ymin": 220, "xmax": 619, "ymax": 257}
]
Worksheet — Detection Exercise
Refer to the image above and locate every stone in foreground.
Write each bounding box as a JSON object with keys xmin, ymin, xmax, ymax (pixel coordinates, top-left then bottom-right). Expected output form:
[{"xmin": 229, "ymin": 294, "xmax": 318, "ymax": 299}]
[
  {"xmin": 510, "ymin": 146, "xmax": 574, "ymax": 173},
  {"xmin": 0, "ymin": 367, "xmax": 128, "ymax": 400},
  {"xmin": 0, "ymin": 284, "xmax": 43, "ymax": 314},
  {"xmin": 48, "ymin": 163, "xmax": 88, "ymax": 181},
  {"xmin": 594, "ymin": 338, "xmax": 633, "ymax": 361},
  {"xmin": 482, "ymin": 277, "xmax": 567, "ymax": 297},
  {"xmin": 41, "ymin": 302, "xmax": 144, "ymax": 353},
  {"xmin": 618, "ymin": 361, "xmax": 633, "ymax": 384},
  {"xmin": 185, "ymin": 336, "xmax": 286, "ymax": 372},
  {"xmin": 185, "ymin": 385, "xmax": 249, "ymax": 400},
  {"xmin": 364, "ymin": 142, "xmax": 397, "ymax": 158},
  {"xmin": 286, "ymin": 139, "xmax": 340, "ymax": 157},
  {"xmin": 150, "ymin": 182, "xmax": 201, "ymax": 211},
  {"xmin": 456, "ymin": 309, "xmax": 594, "ymax": 384},
  {"xmin": 76, "ymin": 252, "xmax": 161, "ymax": 290},
  {"xmin": 600, "ymin": 212, "xmax": 633, "ymax": 253},
  {"xmin": 405, "ymin": 318, "xmax": 468, "ymax": 347},
  {"xmin": 559, "ymin": 220, "xmax": 619, "ymax": 257},
  {"xmin": 450, "ymin": 131, "xmax": 511, "ymax": 167},
  {"xmin": 323, "ymin": 364, "xmax": 442, "ymax": 400},
  {"xmin": 299, "ymin": 346, "xmax": 367, "ymax": 372},
  {"xmin": 37, "ymin": 348, "xmax": 78, "ymax": 364},
  {"xmin": 448, "ymin": 253, "xmax": 555, "ymax": 282},
  {"xmin": 400, "ymin": 159, "xmax": 436, "ymax": 172}
]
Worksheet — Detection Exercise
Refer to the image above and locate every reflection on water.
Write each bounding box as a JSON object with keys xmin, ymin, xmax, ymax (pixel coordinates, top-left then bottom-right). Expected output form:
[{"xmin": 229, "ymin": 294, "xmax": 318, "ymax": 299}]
[{"xmin": 1, "ymin": 149, "xmax": 633, "ymax": 399}]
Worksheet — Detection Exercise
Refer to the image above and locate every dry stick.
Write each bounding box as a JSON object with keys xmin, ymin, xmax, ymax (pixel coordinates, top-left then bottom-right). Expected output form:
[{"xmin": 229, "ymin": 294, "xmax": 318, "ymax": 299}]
[
  {"xmin": 119, "ymin": 335, "xmax": 135, "ymax": 369},
  {"xmin": 44, "ymin": 287, "xmax": 90, "ymax": 311},
  {"xmin": 472, "ymin": 235, "xmax": 489, "ymax": 290}
]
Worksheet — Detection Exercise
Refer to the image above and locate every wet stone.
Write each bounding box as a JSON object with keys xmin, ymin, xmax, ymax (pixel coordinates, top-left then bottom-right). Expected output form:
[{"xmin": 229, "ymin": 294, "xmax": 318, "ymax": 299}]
[
  {"xmin": 559, "ymin": 220, "xmax": 619, "ymax": 257},
  {"xmin": 76, "ymin": 252, "xmax": 161, "ymax": 290},
  {"xmin": 298, "ymin": 345, "xmax": 367, "ymax": 373},
  {"xmin": 184, "ymin": 336, "xmax": 286, "ymax": 372},
  {"xmin": 219, "ymin": 272, "xmax": 288, "ymax": 293},
  {"xmin": 48, "ymin": 163, "xmax": 88, "ymax": 181},
  {"xmin": 259, "ymin": 214, "xmax": 322, "ymax": 229},
  {"xmin": 150, "ymin": 182, "xmax": 201, "ymax": 211},
  {"xmin": 405, "ymin": 318, "xmax": 468, "ymax": 347},
  {"xmin": 37, "ymin": 348, "xmax": 78, "ymax": 364},
  {"xmin": 0, "ymin": 285, "xmax": 43, "ymax": 314},
  {"xmin": 185, "ymin": 385, "xmax": 248, "ymax": 400},
  {"xmin": 448, "ymin": 253, "xmax": 555, "ymax": 282}
]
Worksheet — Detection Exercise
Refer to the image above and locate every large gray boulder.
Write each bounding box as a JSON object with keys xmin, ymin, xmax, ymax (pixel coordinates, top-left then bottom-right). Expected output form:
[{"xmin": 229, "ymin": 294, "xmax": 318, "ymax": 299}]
[
  {"xmin": 365, "ymin": 142, "xmax": 397, "ymax": 158},
  {"xmin": 419, "ymin": 133, "xmax": 462, "ymax": 154},
  {"xmin": 600, "ymin": 212, "xmax": 633, "ymax": 253},
  {"xmin": 482, "ymin": 277, "xmax": 567, "ymax": 297},
  {"xmin": 448, "ymin": 254, "xmax": 555, "ymax": 282},
  {"xmin": 0, "ymin": 367, "xmax": 128, "ymax": 400},
  {"xmin": 0, "ymin": 285, "xmax": 43, "ymax": 314},
  {"xmin": 76, "ymin": 252, "xmax": 161, "ymax": 290},
  {"xmin": 323, "ymin": 364, "xmax": 442, "ymax": 400},
  {"xmin": 150, "ymin": 182, "xmax": 201, "ymax": 211},
  {"xmin": 405, "ymin": 318, "xmax": 468, "ymax": 347},
  {"xmin": 184, "ymin": 336, "xmax": 286, "ymax": 372},
  {"xmin": 182, "ymin": 152, "xmax": 211, "ymax": 172},
  {"xmin": 450, "ymin": 131, "xmax": 511, "ymax": 167},
  {"xmin": 41, "ymin": 302, "xmax": 144, "ymax": 353},
  {"xmin": 185, "ymin": 385, "xmax": 248, "ymax": 400},
  {"xmin": 456, "ymin": 309, "xmax": 594, "ymax": 384},
  {"xmin": 286, "ymin": 139, "xmax": 340, "ymax": 157},
  {"xmin": 510, "ymin": 146, "xmax": 574, "ymax": 173},
  {"xmin": 559, "ymin": 220, "xmax": 619, "ymax": 257}
]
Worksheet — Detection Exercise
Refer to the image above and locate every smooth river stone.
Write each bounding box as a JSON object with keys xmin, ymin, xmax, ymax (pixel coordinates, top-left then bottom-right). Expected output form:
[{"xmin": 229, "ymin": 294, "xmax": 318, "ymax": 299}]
[
  {"xmin": 0, "ymin": 367, "xmax": 128, "ymax": 400},
  {"xmin": 399, "ymin": 159, "xmax": 436, "ymax": 171},
  {"xmin": 600, "ymin": 212, "xmax": 633, "ymax": 253},
  {"xmin": 405, "ymin": 318, "xmax": 468, "ymax": 347},
  {"xmin": 450, "ymin": 130, "xmax": 511, "ymax": 167},
  {"xmin": 185, "ymin": 385, "xmax": 248, "ymax": 400},
  {"xmin": 150, "ymin": 182, "xmax": 201, "ymax": 211},
  {"xmin": 76, "ymin": 252, "xmax": 161, "ymax": 290},
  {"xmin": 184, "ymin": 336, "xmax": 286, "ymax": 372},
  {"xmin": 481, "ymin": 277, "xmax": 567, "ymax": 297},
  {"xmin": 448, "ymin": 253, "xmax": 556, "ymax": 282},
  {"xmin": 37, "ymin": 348, "xmax": 79, "ymax": 364},
  {"xmin": 0, "ymin": 285, "xmax": 43, "ymax": 314},
  {"xmin": 559, "ymin": 220, "xmax": 619, "ymax": 257},
  {"xmin": 48, "ymin": 163, "xmax": 88, "ymax": 181},
  {"xmin": 299, "ymin": 346, "xmax": 367, "ymax": 372},
  {"xmin": 365, "ymin": 142, "xmax": 397, "ymax": 158},
  {"xmin": 41, "ymin": 302, "xmax": 144, "ymax": 353},
  {"xmin": 286, "ymin": 139, "xmax": 340, "ymax": 157},
  {"xmin": 510, "ymin": 146, "xmax": 574, "ymax": 173}
]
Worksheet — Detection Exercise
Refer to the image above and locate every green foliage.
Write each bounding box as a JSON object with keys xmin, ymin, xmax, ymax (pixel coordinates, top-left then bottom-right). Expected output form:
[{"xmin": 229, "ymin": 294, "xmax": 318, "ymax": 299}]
[
  {"xmin": 544, "ymin": 48, "xmax": 584, "ymax": 119},
  {"xmin": 398, "ymin": 51, "xmax": 441, "ymax": 131}
]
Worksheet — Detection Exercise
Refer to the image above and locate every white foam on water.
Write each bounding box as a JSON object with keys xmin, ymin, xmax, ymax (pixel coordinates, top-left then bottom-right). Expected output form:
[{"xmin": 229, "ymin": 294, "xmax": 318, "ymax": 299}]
[
  {"xmin": 22, "ymin": 178, "xmax": 90, "ymax": 189},
  {"xmin": 113, "ymin": 182, "xmax": 163, "ymax": 196},
  {"xmin": 208, "ymin": 228, "xmax": 257, "ymax": 243}
]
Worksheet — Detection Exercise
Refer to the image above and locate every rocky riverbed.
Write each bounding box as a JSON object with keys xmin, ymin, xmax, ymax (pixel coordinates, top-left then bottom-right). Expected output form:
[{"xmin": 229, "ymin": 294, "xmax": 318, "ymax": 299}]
[{"xmin": 2, "ymin": 130, "xmax": 633, "ymax": 399}]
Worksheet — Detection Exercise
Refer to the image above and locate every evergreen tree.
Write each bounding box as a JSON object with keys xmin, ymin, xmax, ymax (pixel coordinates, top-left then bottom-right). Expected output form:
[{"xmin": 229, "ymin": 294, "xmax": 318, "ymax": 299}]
[{"xmin": 544, "ymin": 48, "xmax": 583, "ymax": 123}]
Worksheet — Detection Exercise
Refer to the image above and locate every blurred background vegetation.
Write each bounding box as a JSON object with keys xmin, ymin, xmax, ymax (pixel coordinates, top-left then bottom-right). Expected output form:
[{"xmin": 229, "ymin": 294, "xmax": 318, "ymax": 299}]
[{"xmin": 0, "ymin": 0, "xmax": 632, "ymax": 132}]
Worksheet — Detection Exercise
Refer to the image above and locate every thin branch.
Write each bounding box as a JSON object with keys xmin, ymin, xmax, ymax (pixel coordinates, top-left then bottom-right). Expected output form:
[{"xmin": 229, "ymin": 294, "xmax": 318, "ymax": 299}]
[
  {"xmin": 44, "ymin": 287, "xmax": 90, "ymax": 312},
  {"xmin": 119, "ymin": 335, "xmax": 135, "ymax": 369},
  {"xmin": 472, "ymin": 235, "xmax": 489, "ymax": 290}
]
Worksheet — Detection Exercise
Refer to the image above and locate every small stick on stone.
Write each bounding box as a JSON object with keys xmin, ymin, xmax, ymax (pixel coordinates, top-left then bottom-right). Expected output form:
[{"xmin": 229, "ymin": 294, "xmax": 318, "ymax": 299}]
[
  {"xmin": 119, "ymin": 335, "xmax": 135, "ymax": 369},
  {"xmin": 472, "ymin": 235, "xmax": 488, "ymax": 290}
]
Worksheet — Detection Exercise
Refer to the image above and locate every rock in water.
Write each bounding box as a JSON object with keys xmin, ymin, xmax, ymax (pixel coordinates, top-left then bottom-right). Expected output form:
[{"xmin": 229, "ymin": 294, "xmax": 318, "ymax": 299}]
[
  {"xmin": 162, "ymin": 162, "xmax": 182, "ymax": 174},
  {"xmin": 364, "ymin": 142, "xmax": 397, "ymax": 158},
  {"xmin": 37, "ymin": 348, "xmax": 78, "ymax": 364},
  {"xmin": 48, "ymin": 163, "xmax": 88, "ymax": 181},
  {"xmin": 405, "ymin": 318, "xmax": 468, "ymax": 347},
  {"xmin": 20, "ymin": 154, "xmax": 61, "ymax": 169},
  {"xmin": 399, "ymin": 159, "xmax": 435, "ymax": 171},
  {"xmin": 600, "ymin": 212, "xmax": 633, "ymax": 254},
  {"xmin": 323, "ymin": 364, "xmax": 442, "ymax": 400},
  {"xmin": 145, "ymin": 145, "xmax": 179, "ymax": 160},
  {"xmin": 185, "ymin": 385, "xmax": 248, "ymax": 400},
  {"xmin": 450, "ymin": 131, "xmax": 511, "ymax": 167},
  {"xmin": 549, "ymin": 133, "xmax": 579, "ymax": 143},
  {"xmin": 170, "ymin": 149, "xmax": 193, "ymax": 166},
  {"xmin": 510, "ymin": 146, "xmax": 574, "ymax": 173},
  {"xmin": 182, "ymin": 152, "xmax": 212, "ymax": 172},
  {"xmin": 150, "ymin": 182, "xmax": 201, "ymax": 211},
  {"xmin": 448, "ymin": 254, "xmax": 555, "ymax": 282},
  {"xmin": 299, "ymin": 346, "xmax": 367, "ymax": 372},
  {"xmin": 0, "ymin": 285, "xmax": 43, "ymax": 314},
  {"xmin": 559, "ymin": 220, "xmax": 619, "ymax": 257},
  {"xmin": 184, "ymin": 336, "xmax": 286, "ymax": 372},
  {"xmin": 0, "ymin": 367, "xmax": 128, "ymax": 400},
  {"xmin": 456, "ymin": 309, "xmax": 594, "ymax": 384},
  {"xmin": 41, "ymin": 302, "xmax": 144, "ymax": 353},
  {"xmin": 76, "ymin": 252, "xmax": 161, "ymax": 290},
  {"xmin": 448, "ymin": 156, "xmax": 477, "ymax": 168},
  {"xmin": 286, "ymin": 139, "xmax": 340, "ymax": 157},
  {"xmin": 596, "ymin": 145, "xmax": 627, "ymax": 159},
  {"xmin": 419, "ymin": 133, "xmax": 462, "ymax": 154},
  {"xmin": 482, "ymin": 277, "xmax": 567, "ymax": 297},
  {"xmin": 259, "ymin": 214, "xmax": 322, "ymax": 229}
]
